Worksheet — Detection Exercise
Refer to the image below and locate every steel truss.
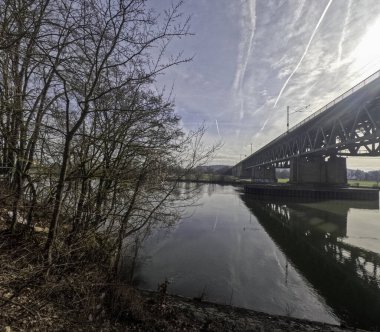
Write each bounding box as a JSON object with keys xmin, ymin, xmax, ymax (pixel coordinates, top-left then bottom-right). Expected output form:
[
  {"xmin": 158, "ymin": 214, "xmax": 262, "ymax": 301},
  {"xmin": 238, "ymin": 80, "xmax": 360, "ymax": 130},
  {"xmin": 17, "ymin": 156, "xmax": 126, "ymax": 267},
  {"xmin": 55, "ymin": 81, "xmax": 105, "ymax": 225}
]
[{"xmin": 246, "ymin": 96, "xmax": 380, "ymax": 169}]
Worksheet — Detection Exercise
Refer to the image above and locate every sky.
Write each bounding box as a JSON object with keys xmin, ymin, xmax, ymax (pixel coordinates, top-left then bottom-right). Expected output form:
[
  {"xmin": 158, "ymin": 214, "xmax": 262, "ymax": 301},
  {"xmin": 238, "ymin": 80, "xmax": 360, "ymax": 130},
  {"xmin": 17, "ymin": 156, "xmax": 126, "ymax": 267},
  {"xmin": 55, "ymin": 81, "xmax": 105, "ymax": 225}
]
[{"xmin": 154, "ymin": 0, "xmax": 380, "ymax": 170}]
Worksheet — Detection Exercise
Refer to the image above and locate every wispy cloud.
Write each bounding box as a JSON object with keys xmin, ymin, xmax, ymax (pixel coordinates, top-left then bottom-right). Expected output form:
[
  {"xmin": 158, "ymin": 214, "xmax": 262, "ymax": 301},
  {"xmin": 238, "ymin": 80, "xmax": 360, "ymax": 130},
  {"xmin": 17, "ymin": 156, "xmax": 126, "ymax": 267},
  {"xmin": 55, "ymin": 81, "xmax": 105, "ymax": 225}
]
[
  {"xmin": 273, "ymin": 0, "xmax": 334, "ymax": 108},
  {"xmin": 155, "ymin": 0, "xmax": 380, "ymax": 169},
  {"xmin": 233, "ymin": 0, "xmax": 256, "ymax": 119}
]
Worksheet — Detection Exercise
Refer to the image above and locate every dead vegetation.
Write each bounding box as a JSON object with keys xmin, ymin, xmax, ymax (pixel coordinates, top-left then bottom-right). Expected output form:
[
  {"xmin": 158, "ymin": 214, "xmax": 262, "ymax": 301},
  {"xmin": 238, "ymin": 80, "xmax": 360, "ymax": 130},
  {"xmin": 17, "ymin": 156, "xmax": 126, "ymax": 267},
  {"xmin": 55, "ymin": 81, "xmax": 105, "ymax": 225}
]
[
  {"xmin": 0, "ymin": 209, "xmax": 187, "ymax": 331},
  {"xmin": 0, "ymin": 220, "xmax": 111, "ymax": 330}
]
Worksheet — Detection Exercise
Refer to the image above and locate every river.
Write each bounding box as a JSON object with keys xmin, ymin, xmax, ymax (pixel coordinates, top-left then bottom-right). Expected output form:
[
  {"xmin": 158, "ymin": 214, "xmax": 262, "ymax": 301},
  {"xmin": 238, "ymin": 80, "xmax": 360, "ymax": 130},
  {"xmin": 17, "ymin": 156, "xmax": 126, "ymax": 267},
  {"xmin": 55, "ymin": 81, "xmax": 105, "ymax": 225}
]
[{"xmin": 127, "ymin": 184, "xmax": 380, "ymax": 330}]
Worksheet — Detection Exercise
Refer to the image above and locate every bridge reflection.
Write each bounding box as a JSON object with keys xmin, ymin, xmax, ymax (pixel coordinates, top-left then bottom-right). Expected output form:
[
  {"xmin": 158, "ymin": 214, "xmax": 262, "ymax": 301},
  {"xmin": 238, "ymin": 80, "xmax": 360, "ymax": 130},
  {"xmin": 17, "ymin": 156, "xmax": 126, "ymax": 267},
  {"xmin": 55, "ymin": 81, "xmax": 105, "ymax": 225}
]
[{"xmin": 240, "ymin": 195, "xmax": 380, "ymax": 330}]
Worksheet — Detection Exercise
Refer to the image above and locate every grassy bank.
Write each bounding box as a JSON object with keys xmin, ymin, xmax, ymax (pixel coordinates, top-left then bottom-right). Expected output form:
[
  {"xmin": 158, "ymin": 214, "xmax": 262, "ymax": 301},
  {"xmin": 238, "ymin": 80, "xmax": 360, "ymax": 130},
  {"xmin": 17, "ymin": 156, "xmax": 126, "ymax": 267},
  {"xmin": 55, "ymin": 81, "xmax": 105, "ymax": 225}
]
[
  {"xmin": 272, "ymin": 178, "xmax": 379, "ymax": 188},
  {"xmin": 347, "ymin": 180, "xmax": 379, "ymax": 188}
]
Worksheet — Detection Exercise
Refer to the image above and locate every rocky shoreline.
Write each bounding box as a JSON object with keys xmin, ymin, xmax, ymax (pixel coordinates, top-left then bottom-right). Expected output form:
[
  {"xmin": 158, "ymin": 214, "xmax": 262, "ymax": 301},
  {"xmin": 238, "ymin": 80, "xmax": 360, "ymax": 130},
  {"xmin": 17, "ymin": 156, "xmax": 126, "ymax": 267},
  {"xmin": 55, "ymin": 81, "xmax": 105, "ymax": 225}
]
[
  {"xmin": 110, "ymin": 290, "xmax": 368, "ymax": 332},
  {"xmin": 1, "ymin": 283, "xmax": 369, "ymax": 331}
]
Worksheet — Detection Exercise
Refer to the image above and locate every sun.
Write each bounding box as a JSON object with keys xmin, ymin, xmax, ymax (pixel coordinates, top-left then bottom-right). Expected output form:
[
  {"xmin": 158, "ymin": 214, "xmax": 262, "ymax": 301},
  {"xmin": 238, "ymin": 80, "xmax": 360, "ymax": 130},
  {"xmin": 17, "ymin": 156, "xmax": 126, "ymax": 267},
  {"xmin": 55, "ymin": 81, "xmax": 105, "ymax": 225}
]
[{"xmin": 353, "ymin": 18, "xmax": 380, "ymax": 76}]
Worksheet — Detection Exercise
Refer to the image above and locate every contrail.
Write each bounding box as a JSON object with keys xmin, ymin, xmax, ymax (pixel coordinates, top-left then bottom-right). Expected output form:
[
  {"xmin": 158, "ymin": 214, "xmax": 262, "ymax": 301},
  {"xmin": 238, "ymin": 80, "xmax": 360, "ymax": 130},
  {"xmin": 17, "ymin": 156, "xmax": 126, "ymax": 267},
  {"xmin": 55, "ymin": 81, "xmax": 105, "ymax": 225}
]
[
  {"xmin": 273, "ymin": 0, "xmax": 333, "ymax": 108},
  {"xmin": 215, "ymin": 119, "xmax": 221, "ymax": 138},
  {"xmin": 337, "ymin": 0, "xmax": 352, "ymax": 63},
  {"xmin": 259, "ymin": 117, "xmax": 270, "ymax": 132},
  {"xmin": 233, "ymin": 0, "xmax": 256, "ymax": 119}
]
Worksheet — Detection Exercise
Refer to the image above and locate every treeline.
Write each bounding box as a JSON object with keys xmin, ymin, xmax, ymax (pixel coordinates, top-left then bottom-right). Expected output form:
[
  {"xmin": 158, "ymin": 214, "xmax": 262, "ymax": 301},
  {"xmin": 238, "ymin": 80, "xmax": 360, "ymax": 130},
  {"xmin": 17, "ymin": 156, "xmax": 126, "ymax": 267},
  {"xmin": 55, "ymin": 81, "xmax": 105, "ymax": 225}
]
[
  {"xmin": 347, "ymin": 169, "xmax": 380, "ymax": 182},
  {"xmin": 0, "ymin": 0, "xmax": 215, "ymax": 273},
  {"xmin": 197, "ymin": 166, "xmax": 380, "ymax": 183}
]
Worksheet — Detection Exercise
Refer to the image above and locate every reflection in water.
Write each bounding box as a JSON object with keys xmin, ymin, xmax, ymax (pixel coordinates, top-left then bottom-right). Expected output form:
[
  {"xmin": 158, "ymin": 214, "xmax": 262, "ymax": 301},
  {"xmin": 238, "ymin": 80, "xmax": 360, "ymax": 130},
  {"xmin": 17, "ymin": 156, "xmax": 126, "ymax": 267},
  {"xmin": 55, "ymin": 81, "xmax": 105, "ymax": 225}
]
[
  {"xmin": 241, "ymin": 196, "xmax": 380, "ymax": 330},
  {"xmin": 123, "ymin": 184, "xmax": 380, "ymax": 330}
]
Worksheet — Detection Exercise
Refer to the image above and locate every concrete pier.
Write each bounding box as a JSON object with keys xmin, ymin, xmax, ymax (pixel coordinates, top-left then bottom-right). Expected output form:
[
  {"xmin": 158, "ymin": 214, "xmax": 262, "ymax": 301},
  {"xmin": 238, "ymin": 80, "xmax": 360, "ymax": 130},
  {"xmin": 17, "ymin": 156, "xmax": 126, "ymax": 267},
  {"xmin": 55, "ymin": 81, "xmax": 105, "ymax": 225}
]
[
  {"xmin": 245, "ymin": 183, "xmax": 379, "ymax": 201},
  {"xmin": 232, "ymin": 162, "xmax": 251, "ymax": 179},
  {"xmin": 289, "ymin": 156, "xmax": 347, "ymax": 185},
  {"xmin": 252, "ymin": 166, "xmax": 276, "ymax": 183}
]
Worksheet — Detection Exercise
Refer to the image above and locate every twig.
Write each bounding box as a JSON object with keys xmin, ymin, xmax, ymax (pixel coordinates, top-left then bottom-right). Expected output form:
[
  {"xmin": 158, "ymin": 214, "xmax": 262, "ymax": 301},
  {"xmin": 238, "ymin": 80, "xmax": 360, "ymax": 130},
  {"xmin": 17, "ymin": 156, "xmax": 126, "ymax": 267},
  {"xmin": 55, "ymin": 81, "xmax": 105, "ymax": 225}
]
[{"xmin": 0, "ymin": 296, "xmax": 40, "ymax": 318}]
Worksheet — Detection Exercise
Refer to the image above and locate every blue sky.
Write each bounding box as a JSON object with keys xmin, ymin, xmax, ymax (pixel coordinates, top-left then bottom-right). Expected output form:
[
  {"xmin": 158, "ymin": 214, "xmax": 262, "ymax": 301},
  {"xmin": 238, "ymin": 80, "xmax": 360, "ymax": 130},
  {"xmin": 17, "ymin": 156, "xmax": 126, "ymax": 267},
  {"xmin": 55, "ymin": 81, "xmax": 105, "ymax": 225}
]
[{"xmin": 155, "ymin": 0, "xmax": 380, "ymax": 169}]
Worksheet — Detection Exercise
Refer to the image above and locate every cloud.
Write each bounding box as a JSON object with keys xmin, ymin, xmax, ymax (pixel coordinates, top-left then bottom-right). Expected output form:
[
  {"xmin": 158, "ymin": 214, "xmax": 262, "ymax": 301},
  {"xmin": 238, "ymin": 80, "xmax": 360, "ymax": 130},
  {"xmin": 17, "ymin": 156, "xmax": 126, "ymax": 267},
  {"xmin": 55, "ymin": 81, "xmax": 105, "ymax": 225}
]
[
  {"xmin": 273, "ymin": 0, "xmax": 334, "ymax": 108},
  {"xmin": 153, "ymin": 0, "xmax": 380, "ymax": 169}
]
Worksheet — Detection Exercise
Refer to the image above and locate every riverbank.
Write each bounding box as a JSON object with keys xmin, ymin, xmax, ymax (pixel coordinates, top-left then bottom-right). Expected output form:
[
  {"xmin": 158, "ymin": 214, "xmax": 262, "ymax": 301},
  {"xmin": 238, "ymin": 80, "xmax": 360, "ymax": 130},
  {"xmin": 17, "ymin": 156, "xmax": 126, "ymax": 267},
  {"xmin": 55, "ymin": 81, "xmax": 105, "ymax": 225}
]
[
  {"xmin": 111, "ymin": 290, "xmax": 367, "ymax": 332},
  {"xmin": 178, "ymin": 176, "xmax": 380, "ymax": 189},
  {"xmin": 0, "ymin": 275, "xmax": 367, "ymax": 332},
  {"xmin": 0, "ymin": 229, "xmax": 367, "ymax": 331}
]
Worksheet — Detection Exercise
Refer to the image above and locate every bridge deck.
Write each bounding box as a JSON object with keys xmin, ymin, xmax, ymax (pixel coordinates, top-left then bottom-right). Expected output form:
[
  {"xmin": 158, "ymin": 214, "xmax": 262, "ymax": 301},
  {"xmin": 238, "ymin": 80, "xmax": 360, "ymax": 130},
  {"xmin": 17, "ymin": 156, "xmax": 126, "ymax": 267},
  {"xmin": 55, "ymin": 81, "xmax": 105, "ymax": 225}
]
[{"xmin": 235, "ymin": 70, "xmax": 380, "ymax": 172}]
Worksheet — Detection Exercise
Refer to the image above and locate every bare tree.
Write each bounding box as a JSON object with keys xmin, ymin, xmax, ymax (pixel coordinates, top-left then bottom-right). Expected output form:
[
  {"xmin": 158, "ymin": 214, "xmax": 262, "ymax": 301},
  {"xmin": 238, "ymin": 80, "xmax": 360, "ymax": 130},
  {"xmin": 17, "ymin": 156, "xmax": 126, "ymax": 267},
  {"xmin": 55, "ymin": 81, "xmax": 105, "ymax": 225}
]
[
  {"xmin": 0, "ymin": 0, "xmax": 219, "ymax": 280},
  {"xmin": 39, "ymin": 0, "xmax": 193, "ymax": 264}
]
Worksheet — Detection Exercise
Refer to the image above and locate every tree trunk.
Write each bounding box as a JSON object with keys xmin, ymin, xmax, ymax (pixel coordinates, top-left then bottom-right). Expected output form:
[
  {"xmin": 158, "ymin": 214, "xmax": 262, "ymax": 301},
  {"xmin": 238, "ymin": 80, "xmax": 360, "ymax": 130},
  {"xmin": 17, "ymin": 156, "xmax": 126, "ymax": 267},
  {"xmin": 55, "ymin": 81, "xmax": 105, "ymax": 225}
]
[{"xmin": 45, "ymin": 138, "xmax": 71, "ymax": 264}]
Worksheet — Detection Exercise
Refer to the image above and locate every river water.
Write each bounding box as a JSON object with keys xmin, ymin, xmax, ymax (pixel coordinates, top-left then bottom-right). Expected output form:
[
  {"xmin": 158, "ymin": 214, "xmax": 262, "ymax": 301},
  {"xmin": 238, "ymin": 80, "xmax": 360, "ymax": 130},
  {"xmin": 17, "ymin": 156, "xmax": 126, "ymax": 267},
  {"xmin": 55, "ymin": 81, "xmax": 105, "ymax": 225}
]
[{"xmin": 128, "ymin": 184, "xmax": 380, "ymax": 329}]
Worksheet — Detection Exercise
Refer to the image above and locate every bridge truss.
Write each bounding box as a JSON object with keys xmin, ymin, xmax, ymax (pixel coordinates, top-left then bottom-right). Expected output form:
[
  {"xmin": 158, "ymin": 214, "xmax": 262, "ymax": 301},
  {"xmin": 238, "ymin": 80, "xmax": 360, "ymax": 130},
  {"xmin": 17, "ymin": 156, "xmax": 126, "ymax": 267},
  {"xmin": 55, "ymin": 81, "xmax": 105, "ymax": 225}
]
[{"xmin": 240, "ymin": 71, "xmax": 380, "ymax": 170}]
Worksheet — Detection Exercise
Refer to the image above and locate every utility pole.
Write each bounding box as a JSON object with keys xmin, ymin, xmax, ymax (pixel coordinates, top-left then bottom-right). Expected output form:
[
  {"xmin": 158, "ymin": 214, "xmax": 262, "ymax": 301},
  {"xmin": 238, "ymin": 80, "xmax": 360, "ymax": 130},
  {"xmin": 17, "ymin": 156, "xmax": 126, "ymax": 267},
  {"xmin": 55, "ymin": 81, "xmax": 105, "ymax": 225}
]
[
  {"xmin": 287, "ymin": 106, "xmax": 290, "ymax": 133},
  {"xmin": 287, "ymin": 104, "xmax": 310, "ymax": 133}
]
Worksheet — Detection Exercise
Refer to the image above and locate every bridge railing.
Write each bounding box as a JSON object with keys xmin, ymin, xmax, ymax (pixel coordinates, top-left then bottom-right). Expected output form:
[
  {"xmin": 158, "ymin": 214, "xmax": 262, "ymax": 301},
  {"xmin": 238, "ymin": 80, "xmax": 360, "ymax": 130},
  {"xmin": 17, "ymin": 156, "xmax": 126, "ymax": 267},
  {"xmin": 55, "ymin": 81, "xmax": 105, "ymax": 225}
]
[
  {"xmin": 244, "ymin": 69, "xmax": 380, "ymax": 161},
  {"xmin": 289, "ymin": 69, "xmax": 380, "ymax": 134}
]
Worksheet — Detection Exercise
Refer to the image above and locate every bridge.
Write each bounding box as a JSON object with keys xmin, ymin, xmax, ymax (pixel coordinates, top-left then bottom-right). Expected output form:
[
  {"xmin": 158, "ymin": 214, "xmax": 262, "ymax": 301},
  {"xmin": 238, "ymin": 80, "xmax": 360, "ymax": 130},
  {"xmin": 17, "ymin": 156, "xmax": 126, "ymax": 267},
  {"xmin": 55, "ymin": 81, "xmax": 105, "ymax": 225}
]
[{"xmin": 232, "ymin": 71, "xmax": 380, "ymax": 184}]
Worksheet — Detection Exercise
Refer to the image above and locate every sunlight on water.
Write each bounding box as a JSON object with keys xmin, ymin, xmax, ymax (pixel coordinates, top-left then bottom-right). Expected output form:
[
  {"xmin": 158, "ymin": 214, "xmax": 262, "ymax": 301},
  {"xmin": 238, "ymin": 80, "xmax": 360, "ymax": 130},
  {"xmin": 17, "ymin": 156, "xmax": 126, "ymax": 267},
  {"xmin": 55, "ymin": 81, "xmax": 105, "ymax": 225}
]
[{"xmin": 344, "ymin": 208, "xmax": 380, "ymax": 254}]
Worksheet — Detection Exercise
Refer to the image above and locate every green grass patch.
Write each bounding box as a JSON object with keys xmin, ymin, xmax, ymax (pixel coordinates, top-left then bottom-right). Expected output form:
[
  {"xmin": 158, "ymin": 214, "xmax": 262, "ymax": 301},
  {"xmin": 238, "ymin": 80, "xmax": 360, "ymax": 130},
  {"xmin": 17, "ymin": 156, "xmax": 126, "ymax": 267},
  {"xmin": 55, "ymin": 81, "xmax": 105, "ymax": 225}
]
[
  {"xmin": 274, "ymin": 178, "xmax": 379, "ymax": 188},
  {"xmin": 348, "ymin": 180, "xmax": 379, "ymax": 188}
]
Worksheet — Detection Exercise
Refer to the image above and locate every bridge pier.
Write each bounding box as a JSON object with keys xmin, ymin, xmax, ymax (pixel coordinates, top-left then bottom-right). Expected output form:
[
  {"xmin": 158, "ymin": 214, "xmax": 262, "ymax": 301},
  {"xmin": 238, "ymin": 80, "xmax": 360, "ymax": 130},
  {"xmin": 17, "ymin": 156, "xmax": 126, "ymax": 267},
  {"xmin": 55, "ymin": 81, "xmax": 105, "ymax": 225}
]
[
  {"xmin": 232, "ymin": 162, "xmax": 251, "ymax": 178},
  {"xmin": 326, "ymin": 156, "xmax": 347, "ymax": 185},
  {"xmin": 290, "ymin": 156, "xmax": 347, "ymax": 185},
  {"xmin": 252, "ymin": 166, "xmax": 276, "ymax": 183}
]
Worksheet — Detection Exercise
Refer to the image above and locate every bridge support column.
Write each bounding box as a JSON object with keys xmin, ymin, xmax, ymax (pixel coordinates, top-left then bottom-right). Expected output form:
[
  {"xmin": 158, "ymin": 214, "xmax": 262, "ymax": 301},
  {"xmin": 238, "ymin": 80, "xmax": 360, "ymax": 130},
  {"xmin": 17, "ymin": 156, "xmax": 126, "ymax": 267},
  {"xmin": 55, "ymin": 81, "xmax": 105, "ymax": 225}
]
[
  {"xmin": 241, "ymin": 167, "xmax": 251, "ymax": 179},
  {"xmin": 290, "ymin": 156, "xmax": 325, "ymax": 184},
  {"xmin": 289, "ymin": 157, "xmax": 298, "ymax": 183},
  {"xmin": 326, "ymin": 156, "xmax": 347, "ymax": 185},
  {"xmin": 232, "ymin": 162, "xmax": 251, "ymax": 178},
  {"xmin": 290, "ymin": 156, "xmax": 347, "ymax": 185},
  {"xmin": 252, "ymin": 166, "xmax": 276, "ymax": 183}
]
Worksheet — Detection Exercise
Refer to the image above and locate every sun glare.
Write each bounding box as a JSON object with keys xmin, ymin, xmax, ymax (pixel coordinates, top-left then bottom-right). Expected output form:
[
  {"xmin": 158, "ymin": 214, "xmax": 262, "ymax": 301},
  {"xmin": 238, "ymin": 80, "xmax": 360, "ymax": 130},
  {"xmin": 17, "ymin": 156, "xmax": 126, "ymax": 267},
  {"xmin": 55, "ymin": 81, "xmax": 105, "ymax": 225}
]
[{"xmin": 353, "ymin": 18, "xmax": 380, "ymax": 76}]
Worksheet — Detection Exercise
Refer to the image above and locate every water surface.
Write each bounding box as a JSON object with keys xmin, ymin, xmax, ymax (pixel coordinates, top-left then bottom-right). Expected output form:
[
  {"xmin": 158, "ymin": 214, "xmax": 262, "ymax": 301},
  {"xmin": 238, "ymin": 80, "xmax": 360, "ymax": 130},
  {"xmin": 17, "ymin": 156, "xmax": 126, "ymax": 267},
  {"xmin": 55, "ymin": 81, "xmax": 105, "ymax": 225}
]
[{"xmin": 128, "ymin": 184, "xmax": 380, "ymax": 329}]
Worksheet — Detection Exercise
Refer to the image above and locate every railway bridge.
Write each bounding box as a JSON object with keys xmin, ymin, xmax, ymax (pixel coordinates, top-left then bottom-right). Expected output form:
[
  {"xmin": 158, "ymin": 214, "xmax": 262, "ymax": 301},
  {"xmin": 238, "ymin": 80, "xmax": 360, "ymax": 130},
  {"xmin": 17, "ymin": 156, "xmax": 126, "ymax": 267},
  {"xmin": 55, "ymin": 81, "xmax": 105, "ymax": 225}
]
[{"xmin": 232, "ymin": 71, "xmax": 380, "ymax": 185}]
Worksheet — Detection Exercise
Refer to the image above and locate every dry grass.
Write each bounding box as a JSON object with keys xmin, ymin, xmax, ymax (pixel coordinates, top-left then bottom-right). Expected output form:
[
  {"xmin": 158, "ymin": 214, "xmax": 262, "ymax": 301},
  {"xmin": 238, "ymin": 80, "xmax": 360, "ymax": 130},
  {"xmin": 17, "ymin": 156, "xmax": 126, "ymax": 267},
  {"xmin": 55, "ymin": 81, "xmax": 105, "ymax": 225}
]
[{"xmin": 0, "ymin": 219, "xmax": 116, "ymax": 330}]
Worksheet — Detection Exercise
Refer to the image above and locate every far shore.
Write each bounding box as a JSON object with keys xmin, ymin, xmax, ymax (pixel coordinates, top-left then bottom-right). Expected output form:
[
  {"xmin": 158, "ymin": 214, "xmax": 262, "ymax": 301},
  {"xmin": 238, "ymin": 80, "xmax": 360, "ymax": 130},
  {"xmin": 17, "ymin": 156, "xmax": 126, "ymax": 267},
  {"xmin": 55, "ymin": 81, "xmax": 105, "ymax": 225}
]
[{"xmin": 177, "ymin": 175, "xmax": 380, "ymax": 189}]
